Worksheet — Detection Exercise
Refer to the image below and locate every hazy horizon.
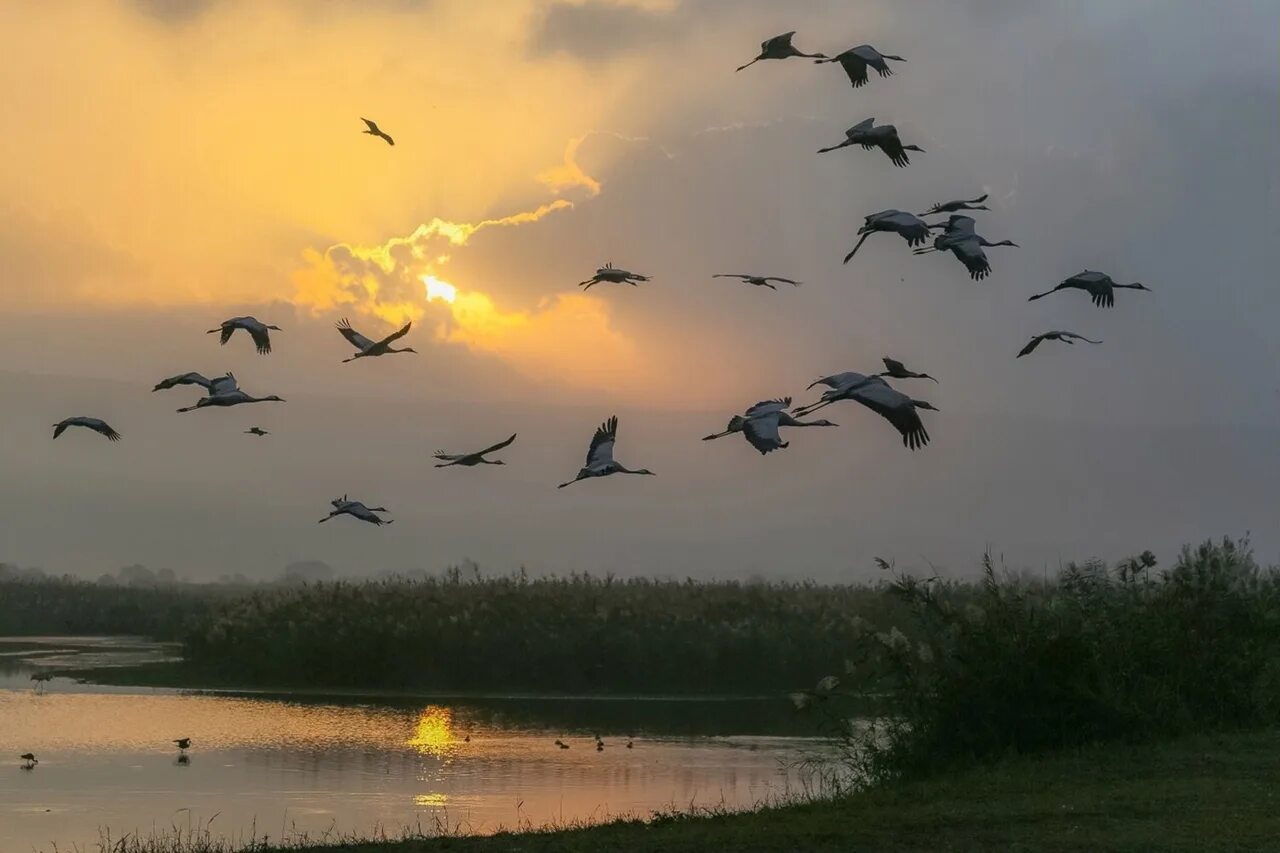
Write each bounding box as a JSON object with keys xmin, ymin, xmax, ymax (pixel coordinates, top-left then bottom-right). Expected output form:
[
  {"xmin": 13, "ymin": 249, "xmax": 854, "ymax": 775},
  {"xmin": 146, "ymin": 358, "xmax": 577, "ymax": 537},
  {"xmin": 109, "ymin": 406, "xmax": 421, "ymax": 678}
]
[{"xmin": 1, "ymin": 0, "xmax": 1277, "ymax": 581}]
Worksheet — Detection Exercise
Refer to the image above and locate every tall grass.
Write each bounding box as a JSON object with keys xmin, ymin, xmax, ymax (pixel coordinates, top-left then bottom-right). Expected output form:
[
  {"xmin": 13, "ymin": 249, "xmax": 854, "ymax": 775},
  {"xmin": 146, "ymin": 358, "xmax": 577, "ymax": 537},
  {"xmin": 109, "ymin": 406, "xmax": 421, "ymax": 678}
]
[
  {"xmin": 180, "ymin": 570, "xmax": 911, "ymax": 694},
  {"xmin": 0, "ymin": 576, "xmax": 231, "ymax": 639},
  {"xmin": 813, "ymin": 537, "xmax": 1280, "ymax": 781}
]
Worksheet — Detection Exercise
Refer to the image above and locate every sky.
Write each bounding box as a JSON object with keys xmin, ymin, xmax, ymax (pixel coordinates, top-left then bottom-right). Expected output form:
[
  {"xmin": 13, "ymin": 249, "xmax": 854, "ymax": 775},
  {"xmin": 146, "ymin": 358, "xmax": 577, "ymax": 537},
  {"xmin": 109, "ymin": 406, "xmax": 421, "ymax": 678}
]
[{"xmin": 0, "ymin": 0, "xmax": 1277, "ymax": 581}]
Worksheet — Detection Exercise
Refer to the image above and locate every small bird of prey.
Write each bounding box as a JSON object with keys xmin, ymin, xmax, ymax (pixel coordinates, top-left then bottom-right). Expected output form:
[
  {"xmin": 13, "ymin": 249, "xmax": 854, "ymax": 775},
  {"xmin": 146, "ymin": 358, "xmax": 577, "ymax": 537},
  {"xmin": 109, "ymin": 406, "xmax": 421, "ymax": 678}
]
[{"xmin": 360, "ymin": 117, "xmax": 394, "ymax": 146}]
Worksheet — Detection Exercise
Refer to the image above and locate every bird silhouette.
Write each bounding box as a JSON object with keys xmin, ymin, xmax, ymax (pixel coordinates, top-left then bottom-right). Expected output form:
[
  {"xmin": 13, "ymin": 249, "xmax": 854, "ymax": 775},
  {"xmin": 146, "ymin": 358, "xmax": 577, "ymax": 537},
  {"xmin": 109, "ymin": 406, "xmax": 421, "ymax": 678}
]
[
  {"xmin": 702, "ymin": 398, "xmax": 837, "ymax": 455},
  {"xmin": 175, "ymin": 376, "xmax": 284, "ymax": 413},
  {"xmin": 918, "ymin": 193, "xmax": 989, "ymax": 217},
  {"xmin": 245, "ymin": 427, "xmax": 269, "ymax": 436},
  {"xmin": 815, "ymin": 45, "xmax": 905, "ymax": 88},
  {"xmin": 1017, "ymin": 331, "xmax": 1103, "ymax": 358},
  {"xmin": 153, "ymin": 372, "xmax": 238, "ymax": 395},
  {"xmin": 434, "ymin": 434, "xmax": 517, "ymax": 467},
  {"xmin": 844, "ymin": 210, "xmax": 944, "ymax": 263},
  {"xmin": 173, "ymin": 738, "xmax": 191, "ymax": 751},
  {"xmin": 336, "ymin": 318, "xmax": 417, "ymax": 362},
  {"xmin": 736, "ymin": 32, "xmax": 826, "ymax": 72},
  {"xmin": 20, "ymin": 753, "xmax": 38, "ymax": 769},
  {"xmin": 559, "ymin": 416, "xmax": 655, "ymax": 488},
  {"xmin": 712, "ymin": 274, "xmax": 801, "ymax": 290},
  {"xmin": 52, "ymin": 417, "xmax": 121, "ymax": 441},
  {"xmin": 578, "ymin": 262, "xmax": 651, "ymax": 290},
  {"xmin": 818, "ymin": 118, "xmax": 923, "ymax": 167},
  {"xmin": 795, "ymin": 376, "xmax": 936, "ymax": 450},
  {"xmin": 319, "ymin": 496, "xmax": 393, "ymax": 526},
  {"xmin": 207, "ymin": 316, "xmax": 281, "ymax": 355},
  {"xmin": 912, "ymin": 215, "xmax": 1018, "ymax": 280},
  {"xmin": 361, "ymin": 118, "xmax": 394, "ymax": 146},
  {"xmin": 1027, "ymin": 270, "xmax": 1150, "ymax": 308},
  {"xmin": 879, "ymin": 357, "xmax": 938, "ymax": 383}
]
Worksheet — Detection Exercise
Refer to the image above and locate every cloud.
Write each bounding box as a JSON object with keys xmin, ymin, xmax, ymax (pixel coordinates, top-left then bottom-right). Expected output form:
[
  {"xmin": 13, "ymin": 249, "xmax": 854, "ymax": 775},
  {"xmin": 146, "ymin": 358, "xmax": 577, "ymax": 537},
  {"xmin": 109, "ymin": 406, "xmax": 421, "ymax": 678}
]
[{"xmin": 528, "ymin": 1, "xmax": 679, "ymax": 61}]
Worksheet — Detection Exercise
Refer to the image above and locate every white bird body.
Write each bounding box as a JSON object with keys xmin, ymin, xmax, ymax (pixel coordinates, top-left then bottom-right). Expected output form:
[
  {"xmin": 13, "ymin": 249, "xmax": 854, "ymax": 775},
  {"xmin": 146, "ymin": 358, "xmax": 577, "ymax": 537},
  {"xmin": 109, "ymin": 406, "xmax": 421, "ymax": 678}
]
[
  {"xmin": 435, "ymin": 434, "xmax": 517, "ymax": 467},
  {"xmin": 913, "ymin": 215, "xmax": 1018, "ymax": 280},
  {"xmin": 1028, "ymin": 270, "xmax": 1150, "ymax": 308},
  {"xmin": 794, "ymin": 375, "xmax": 936, "ymax": 450},
  {"xmin": 579, "ymin": 262, "xmax": 651, "ymax": 290},
  {"xmin": 1017, "ymin": 331, "xmax": 1103, "ymax": 358},
  {"xmin": 207, "ymin": 316, "xmax": 281, "ymax": 355},
  {"xmin": 702, "ymin": 397, "xmax": 837, "ymax": 454},
  {"xmin": 558, "ymin": 416, "xmax": 655, "ymax": 487},
  {"xmin": 319, "ymin": 495, "xmax": 392, "ymax": 525},
  {"xmin": 52, "ymin": 417, "xmax": 121, "ymax": 441},
  {"xmin": 736, "ymin": 32, "xmax": 827, "ymax": 72},
  {"xmin": 816, "ymin": 44, "xmax": 905, "ymax": 88},
  {"xmin": 818, "ymin": 118, "xmax": 923, "ymax": 167},
  {"xmin": 844, "ymin": 210, "xmax": 943, "ymax": 264},
  {"xmin": 336, "ymin": 318, "xmax": 417, "ymax": 361},
  {"xmin": 712, "ymin": 273, "xmax": 801, "ymax": 290}
]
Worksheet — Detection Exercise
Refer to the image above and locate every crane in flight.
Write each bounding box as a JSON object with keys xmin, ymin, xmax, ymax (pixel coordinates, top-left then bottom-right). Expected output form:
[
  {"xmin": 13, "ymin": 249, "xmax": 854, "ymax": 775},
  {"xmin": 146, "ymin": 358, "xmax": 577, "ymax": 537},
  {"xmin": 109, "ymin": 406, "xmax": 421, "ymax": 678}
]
[
  {"xmin": 175, "ymin": 375, "xmax": 284, "ymax": 412},
  {"xmin": 736, "ymin": 32, "xmax": 826, "ymax": 72},
  {"xmin": 702, "ymin": 398, "xmax": 837, "ymax": 455},
  {"xmin": 879, "ymin": 357, "xmax": 937, "ymax": 383},
  {"xmin": 52, "ymin": 417, "xmax": 121, "ymax": 441},
  {"xmin": 558, "ymin": 416, "xmax": 655, "ymax": 488},
  {"xmin": 1028, "ymin": 270, "xmax": 1150, "ymax": 308},
  {"xmin": 578, "ymin": 262, "xmax": 651, "ymax": 290},
  {"xmin": 245, "ymin": 427, "xmax": 269, "ymax": 437},
  {"xmin": 794, "ymin": 375, "xmax": 937, "ymax": 450},
  {"xmin": 815, "ymin": 45, "xmax": 905, "ymax": 88},
  {"xmin": 919, "ymin": 193, "xmax": 989, "ymax": 217},
  {"xmin": 712, "ymin": 273, "xmax": 801, "ymax": 290},
  {"xmin": 361, "ymin": 118, "xmax": 394, "ymax": 146},
  {"xmin": 1017, "ymin": 331, "xmax": 1102, "ymax": 358},
  {"xmin": 153, "ymin": 372, "xmax": 238, "ymax": 395},
  {"xmin": 434, "ymin": 434, "xmax": 517, "ymax": 467},
  {"xmin": 913, "ymin": 215, "xmax": 1018, "ymax": 280},
  {"xmin": 207, "ymin": 316, "xmax": 281, "ymax": 355},
  {"xmin": 843, "ymin": 210, "xmax": 943, "ymax": 264},
  {"xmin": 817, "ymin": 118, "xmax": 924, "ymax": 167},
  {"xmin": 319, "ymin": 495, "xmax": 393, "ymax": 526},
  {"xmin": 336, "ymin": 318, "xmax": 417, "ymax": 362}
]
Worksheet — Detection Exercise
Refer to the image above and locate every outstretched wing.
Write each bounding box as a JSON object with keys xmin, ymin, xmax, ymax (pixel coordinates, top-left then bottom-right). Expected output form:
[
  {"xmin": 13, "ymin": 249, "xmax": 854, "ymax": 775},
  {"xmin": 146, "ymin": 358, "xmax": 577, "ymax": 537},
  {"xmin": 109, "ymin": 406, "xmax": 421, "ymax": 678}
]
[
  {"xmin": 586, "ymin": 416, "xmax": 618, "ymax": 467},
  {"xmin": 951, "ymin": 238, "xmax": 992, "ymax": 280},
  {"xmin": 52, "ymin": 420, "xmax": 69, "ymax": 439},
  {"xmin": 1017, "ymin": 334, "xmax": 1047, "ymax": 358},
  {"xmin": 742, "ymin": 413, "xmax": 786, "ymax": 454},
  {"xmin": 433, "ymin": 451, "xmax": 464, "ymax": 461},
  {"xmin": 846, "ymin": 117, "xmax": 875, "ymax": 137},
  {"xmin": 476, "ymin": 433, "xmax": 517, "ymax": 456},
  {"xmin": 745, "ymin": 397, "xmax": 791, "ymax": 417},
  {"xmin": 849, "ymin": 382, "xmax": 930, "ymax": 450},
  {"xmin": 837, "ymin": 52, "xmax": 870, "ymax": 87},
  {"xmin": 219, "ymin": 324, "xmax": 235, "ymax": 346},
  {"xmin": 1061, "ymin": 332, "xmax": 1103, "ymax": 345},
  {"xmin": 374, "ymin": 321, "xmax": 413, "ymax": 348},
  {"xmin": 153, "ymin": 372, "xmax": 212, "ymax": 392},
  {"xmin": 764, "ymin": 277, "xmax": 800, "ymax": 285},
  {"xmin": 882, "ymin": 357, "xmax": 906, "ymax": 374},
  {"xmin": 713, "ymin": 274, "xmax": 750, "ymax": 280},
  {"xmin": 247, "ymin": 325, "xmax": 272, "ymax": 355},
  {"xmin": 336, "ymin": 318, "xmax": 376, "ymax": 351},
  {"xmin": 89, "ymin": 419, "xmax": 122, "ymax": 441},
  {"xmin": 210, "ymin": 373, "xmax": 239, "ymax": 395}
]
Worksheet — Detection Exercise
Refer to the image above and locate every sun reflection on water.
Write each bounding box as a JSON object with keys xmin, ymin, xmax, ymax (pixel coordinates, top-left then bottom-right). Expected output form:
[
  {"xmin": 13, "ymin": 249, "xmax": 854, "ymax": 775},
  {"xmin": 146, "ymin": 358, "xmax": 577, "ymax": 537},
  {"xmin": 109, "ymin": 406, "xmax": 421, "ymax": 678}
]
[{"xmin": 406, "ymin": 706, "xmax": 458, "ymax": 757}]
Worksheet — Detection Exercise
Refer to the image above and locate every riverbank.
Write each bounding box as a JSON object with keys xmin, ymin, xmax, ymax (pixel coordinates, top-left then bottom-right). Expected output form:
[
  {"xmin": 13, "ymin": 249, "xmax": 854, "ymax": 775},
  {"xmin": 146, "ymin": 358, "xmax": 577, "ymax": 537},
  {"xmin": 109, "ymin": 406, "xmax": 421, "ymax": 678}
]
[{"xmin": 268, "ymin": 728, "xmax": 1279, "ymax": 852}]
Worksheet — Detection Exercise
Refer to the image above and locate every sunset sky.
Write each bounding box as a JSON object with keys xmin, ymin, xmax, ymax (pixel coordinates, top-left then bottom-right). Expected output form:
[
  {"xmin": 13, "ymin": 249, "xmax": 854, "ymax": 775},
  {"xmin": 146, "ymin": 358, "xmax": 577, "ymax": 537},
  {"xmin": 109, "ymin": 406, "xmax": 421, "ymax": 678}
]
[{"xmin": 0, "ymin": 0, "xmax": 1277, "ymax": 580}]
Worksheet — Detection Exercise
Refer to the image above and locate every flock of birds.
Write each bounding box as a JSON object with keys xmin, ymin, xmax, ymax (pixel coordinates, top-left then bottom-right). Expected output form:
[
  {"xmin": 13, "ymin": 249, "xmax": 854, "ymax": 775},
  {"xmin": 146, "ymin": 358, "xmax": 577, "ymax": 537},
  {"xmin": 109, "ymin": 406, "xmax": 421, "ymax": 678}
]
[{"xmin": 46, "ymin": 28, "xmax": 1151, "ymax": 522}]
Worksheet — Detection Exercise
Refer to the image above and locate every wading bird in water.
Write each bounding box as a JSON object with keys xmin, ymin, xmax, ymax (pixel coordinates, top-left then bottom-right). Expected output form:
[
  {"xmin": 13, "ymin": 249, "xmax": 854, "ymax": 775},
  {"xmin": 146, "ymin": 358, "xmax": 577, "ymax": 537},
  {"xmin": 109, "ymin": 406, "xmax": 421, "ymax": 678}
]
[
  {"xmin": 736, "ymin": 32, "xmax": 826, "ymax": 72},
  {"xmin": 702, "ymin": 398, "xmax": 837, "ymax": 455},
  {"xmin": 879, "ymin": 357, "xmax": 937, "ymax": 383},
  {"xmin": 1016, "ymin": 331, "xmax": 1102, "ymax": 358},
  {"xmin": 52, "ymin": 417, "xmax": 121, "ymax": 441},
  {"xmin": 434, "ymin": 434, "xmax": 517, "ymax": 467},
  {"xmin": 913, "ymin": 215, "xmax": 1018, "ymax": 280},
  {"xmin": 817, "ymin": 118, "xmax": 924, "ymax": 168},
  {"xmin": 319, "ymin": 496, "xmax": 393, "ymax": 526},
  {"xmin": 712, "ymin": 273, "xmax": 801, "ymax": 290},
  {"xmin": 20, "ymin": 753, "xmax": 37, "ymax": 769},
  {"xmin": 558, "ymin": 416, "xmax": 655, "ymax": 488},
  {"xmin": 578, "ymin": 262, "xmax": 651, "ymax": 291},
  {"xmin": 245, "ymin": 427, "xmax": 269, "ymax": 437},
  {"xmin": 174, "ymin": 738, "xmax": 191, "ymax": 752},
  {"xmin": 207, "ymin": 316, "xmax": 281, "ymax": 355},
  {"xmin": 843, "ymin": 210, "xmax": 943, "ymax": 264},
  {"xmin": 919, "ymin": 193, "xmax": 989, "ymax": 217},
  {"xmin": 795, "ymin": 376, "xmax": 937, "ymax": 450},
  {"xmin": 30, "ymin": 672, "xmax": 53, "ymax": 694},
  {"xmin": 361, "ymin": 118, "xmax": 394, "ymax": 146},
  {"xmin": 1027, "ymin": 270, "xmax": 1151, "ymax": 308},
  {"xmin": 815, "ymin": 45, "xmax": 905, "ymax": 88},
  {"xmin": 336, "ymin": 319, "xmax": 417, "ymax": 362}
]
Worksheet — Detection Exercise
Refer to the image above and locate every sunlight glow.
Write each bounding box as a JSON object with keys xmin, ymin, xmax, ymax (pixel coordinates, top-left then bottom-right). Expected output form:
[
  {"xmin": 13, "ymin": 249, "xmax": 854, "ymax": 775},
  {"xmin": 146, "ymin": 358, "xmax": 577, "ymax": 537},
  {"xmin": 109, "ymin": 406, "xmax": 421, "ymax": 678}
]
[
  {"xmin": 406, "ymin": 706, "xmax": 458, "ymax": 757},
  {"xmin": 424, "ymin": 276, "xmax": 458, "ymax": 304}
]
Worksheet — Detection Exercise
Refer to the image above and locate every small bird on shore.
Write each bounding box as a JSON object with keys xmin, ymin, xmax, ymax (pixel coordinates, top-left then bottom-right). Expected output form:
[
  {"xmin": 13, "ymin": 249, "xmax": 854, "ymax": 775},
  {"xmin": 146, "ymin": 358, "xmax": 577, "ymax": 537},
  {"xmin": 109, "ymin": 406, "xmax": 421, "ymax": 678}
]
[
  {"xmin": 20, "ymin": 753, "xmax": 38, "ymax": 769},
  {"xmin": 174, "ymin": 738, "xmax": 191, "ymax": 751},
  {"xmin": 30, "ymin": 672, "xmax": 53, "ymax": 693},
  {"xmin": 555, "ymin": 739, "xmax": 569, "ymax": 750},
  {"xmin": 361, "ymin": 118, "xmax": 394, "ymax": 146}
]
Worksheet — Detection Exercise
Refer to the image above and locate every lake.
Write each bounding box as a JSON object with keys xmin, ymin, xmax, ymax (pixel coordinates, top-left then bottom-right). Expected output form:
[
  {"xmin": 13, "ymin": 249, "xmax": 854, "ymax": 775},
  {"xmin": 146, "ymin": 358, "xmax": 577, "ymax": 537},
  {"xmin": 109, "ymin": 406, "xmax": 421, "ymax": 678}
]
[{"xmin": 0, "ymin": 637, "xmax": 838, "ymax": 851}]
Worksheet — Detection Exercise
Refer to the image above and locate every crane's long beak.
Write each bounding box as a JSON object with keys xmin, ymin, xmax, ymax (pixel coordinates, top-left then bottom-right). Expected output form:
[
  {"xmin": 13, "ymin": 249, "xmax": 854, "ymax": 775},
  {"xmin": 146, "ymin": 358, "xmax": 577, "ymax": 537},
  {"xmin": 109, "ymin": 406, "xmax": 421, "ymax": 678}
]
[{"xmin": 702, "ymin": 430, "xmax": 732, "ymax": 441}]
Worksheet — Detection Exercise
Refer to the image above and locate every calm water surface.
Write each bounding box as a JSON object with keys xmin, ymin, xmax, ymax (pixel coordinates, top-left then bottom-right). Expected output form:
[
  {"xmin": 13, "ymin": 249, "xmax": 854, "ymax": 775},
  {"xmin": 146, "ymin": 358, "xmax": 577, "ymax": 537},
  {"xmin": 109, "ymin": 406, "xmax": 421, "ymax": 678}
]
[{"xmin": 0, "ymin": 638, "xmax": 837, "ymax": 851}]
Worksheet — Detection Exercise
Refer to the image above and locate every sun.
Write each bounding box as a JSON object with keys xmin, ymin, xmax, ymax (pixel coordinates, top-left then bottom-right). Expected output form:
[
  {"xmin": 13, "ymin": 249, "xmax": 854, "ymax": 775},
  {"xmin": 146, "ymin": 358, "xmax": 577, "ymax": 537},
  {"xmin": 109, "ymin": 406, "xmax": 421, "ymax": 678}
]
[{"xmin": 423, "ymin": 275, "xmax": 458, "ymax": 304}]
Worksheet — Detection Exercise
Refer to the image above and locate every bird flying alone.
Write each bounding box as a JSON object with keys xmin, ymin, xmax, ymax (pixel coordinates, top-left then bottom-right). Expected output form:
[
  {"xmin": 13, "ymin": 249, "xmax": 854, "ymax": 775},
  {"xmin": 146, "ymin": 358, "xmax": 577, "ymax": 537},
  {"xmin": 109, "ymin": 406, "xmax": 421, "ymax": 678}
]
[
  {"xmin": 559, "ymin": 416, "xmax": 655, "ymax": 488},
  {"xmin": 319, "ymin": 496, "xmax": 393, "ymax": 526},
  {"xmin": 207, "ymin": 316, "xmax": 281, "ymax": 355},
  {"xmin": 336, "ymin": 318, "xmax": 417, "ymax": 362},
  {"xmin": 434, "ymin": 434, "xmax": 517, "ymax": 467},
  {"xmin": 880, "ymin": 357, "xmax": 937, "ymax": 383},
  {"xmin": 736, "ymin": 32, "xmax": 826, "ymax": 72},
  {"xmin": 1017, "ymin": 331, "xmax": 1102, "ymax": 358},
  {"xmin": 174, "ymin": 738, "xmax": 191, "ymax": 751},
  {"xmin": 1028, "ymin": 270, "xmax": 1150, "ymax": 308},
  {"xmin": 578, "ymin": 262, "xmax": 651, "ymax": 290},
  {"xmin": 702, "ymin": 397, "xmax": 837, "ymax": 455},
  {"xmin": 817, "ymin": 118, "xmax": 923, "ymax": 167},
  {"xmin": 245, "ymin": 427, "xmax": 269, "ymax": 437},
  {"xmin": 361, "ymin": 118, "xmax": 394, "ymax": 146},
  {"xmin": 53, "ymin": 417, "xmax": 121, "ymax": 441},
  {"xmin": 815, "ymin": 45, "xmax": 905, "ymax": 88},
  {"xmin": 712, "ymin": 274, "xmax": 801, "ymax": 290}
]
